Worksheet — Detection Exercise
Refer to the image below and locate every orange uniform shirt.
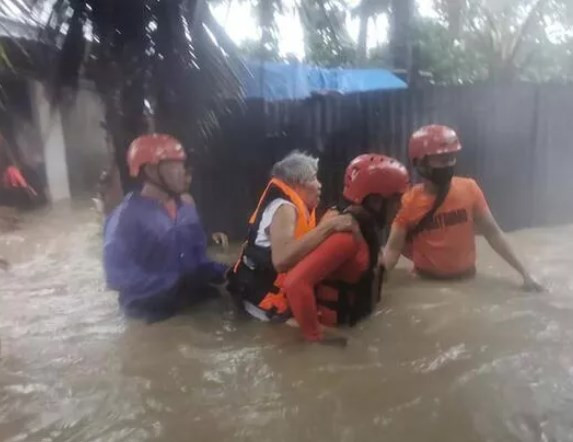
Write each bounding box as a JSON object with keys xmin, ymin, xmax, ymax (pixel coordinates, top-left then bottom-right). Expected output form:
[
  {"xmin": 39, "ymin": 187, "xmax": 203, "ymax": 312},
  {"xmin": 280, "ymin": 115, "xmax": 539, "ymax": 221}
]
[{"xmin": 393, "ymin": 177, "xmax": 490, "ymax": 277}]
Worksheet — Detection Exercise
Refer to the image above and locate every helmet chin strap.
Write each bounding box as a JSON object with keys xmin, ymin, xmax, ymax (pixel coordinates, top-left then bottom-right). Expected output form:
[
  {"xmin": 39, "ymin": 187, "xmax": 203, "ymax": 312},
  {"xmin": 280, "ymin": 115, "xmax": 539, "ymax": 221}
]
[{"xmin": 144, "ymin": 164, "xmax": 181, "ymax": 200}]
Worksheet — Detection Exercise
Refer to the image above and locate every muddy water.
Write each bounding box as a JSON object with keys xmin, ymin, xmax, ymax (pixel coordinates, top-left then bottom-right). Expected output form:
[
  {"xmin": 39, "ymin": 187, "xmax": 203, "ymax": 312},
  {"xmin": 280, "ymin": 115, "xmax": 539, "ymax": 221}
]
[{"xmin": 1, "ymin": 204, "xmax": 572, "ymax": 442}]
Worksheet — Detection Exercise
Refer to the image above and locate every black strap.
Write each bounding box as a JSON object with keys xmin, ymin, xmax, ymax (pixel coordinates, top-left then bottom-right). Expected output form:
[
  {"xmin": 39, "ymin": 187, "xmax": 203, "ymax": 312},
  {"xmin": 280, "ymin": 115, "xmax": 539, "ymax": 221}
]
[
  {"xmin": 407, "ymin": 182, "xmax": 451, "ymax": 240},
  {"xmin": 337, "ymin": 289, "xmax": 352, "ymax": 324},
  {"xmin": 320, "ymin": 280, "xmax": 353, "ymax": 324},
  {"xmin": 228, "ymin": 183, "xmax": 293, "ymax": 306},
  {"xmin": 318, "ymin": 208, "xmax": 381, "ymax": 326},
  {"xmin": 343, "ymin": 206, "xmax": 380, "ymax": 277},
  {"xmin": 144, "ymin": 165, "xmax": 181, "ymax": 201}
]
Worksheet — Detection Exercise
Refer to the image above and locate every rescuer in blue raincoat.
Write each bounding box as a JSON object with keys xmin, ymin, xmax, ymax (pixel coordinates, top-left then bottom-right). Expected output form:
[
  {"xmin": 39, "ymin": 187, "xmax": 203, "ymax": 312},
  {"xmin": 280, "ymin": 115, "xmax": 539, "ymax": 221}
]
[{"xmin": 103, "ymin": 133, "xmax": 228, "ymax": 322}]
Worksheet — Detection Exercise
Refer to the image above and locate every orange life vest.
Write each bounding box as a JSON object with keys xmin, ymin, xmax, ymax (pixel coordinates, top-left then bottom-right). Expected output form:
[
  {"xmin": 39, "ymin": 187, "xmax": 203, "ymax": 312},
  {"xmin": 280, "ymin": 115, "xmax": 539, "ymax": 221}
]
[
  {"xmin": 228, "ymin": 178, "xmax": 316, "ymax": 319},
  {"xmin": 246, "ymin": 178, "xmax": 316, "ymax": 237}
]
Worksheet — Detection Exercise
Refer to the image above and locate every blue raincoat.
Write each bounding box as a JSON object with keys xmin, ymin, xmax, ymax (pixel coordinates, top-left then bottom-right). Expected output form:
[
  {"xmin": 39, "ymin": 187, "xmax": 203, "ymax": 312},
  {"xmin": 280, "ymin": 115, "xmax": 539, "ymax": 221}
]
[{"xmin": 103, "ymin": 192, "xmax": 227, "ymax": 316}]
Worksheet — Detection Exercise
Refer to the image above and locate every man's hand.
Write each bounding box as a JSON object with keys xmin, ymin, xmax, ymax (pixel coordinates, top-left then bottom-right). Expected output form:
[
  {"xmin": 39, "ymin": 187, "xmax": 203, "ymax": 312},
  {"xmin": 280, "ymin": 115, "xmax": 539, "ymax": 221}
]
[
  {"xmin": 382, "ymin": 225, "xmax": 407, "ymax": 272},
  {"xmin": 522, "ymin": 274, "xmax": 544, "ymax": 292},
  {"xmin": 212, "ymin": 232, "xmax": 229, "ymax": 249}
]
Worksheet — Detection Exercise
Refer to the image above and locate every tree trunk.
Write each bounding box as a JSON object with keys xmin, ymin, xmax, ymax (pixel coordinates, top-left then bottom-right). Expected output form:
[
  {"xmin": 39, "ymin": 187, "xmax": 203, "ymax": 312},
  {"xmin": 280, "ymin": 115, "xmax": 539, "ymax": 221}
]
[
  {"xmin": 389, "ymin": 0, "xmax": 413, "ymax": 81},
  {"xmin": 257, "ymin": 0, "xmax": 276, "ymax": 61},
  {"xmin": 357, "ymin": 0, "xmax": 368, "ymax": 64}
]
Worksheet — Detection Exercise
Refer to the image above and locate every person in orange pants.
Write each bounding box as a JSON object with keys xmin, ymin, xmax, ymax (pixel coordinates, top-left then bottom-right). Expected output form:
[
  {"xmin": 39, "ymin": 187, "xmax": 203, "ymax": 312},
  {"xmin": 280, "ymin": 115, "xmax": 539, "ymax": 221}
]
[{"xmin": 283, "ymin": 154, "xmax": 410, "ymax": 342}]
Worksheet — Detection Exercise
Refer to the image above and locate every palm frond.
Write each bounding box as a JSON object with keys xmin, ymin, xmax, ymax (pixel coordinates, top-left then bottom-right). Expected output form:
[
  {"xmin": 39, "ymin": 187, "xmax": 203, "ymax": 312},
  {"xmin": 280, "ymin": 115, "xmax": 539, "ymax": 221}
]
[
  {"xmin": 16, "ymin": 0, "xmax": 245, "ymax": 187},
  {"xmin": 0, "ymin": 42, "xmax": 14, "ymax": 71}
]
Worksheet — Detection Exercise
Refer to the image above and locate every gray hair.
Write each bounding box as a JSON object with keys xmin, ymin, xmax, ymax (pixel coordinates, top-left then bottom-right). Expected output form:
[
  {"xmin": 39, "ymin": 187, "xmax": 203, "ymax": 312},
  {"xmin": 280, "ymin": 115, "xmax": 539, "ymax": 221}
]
[{"xmin": 271, "ymin": 151, "xmax": 319, "ymax": 186}]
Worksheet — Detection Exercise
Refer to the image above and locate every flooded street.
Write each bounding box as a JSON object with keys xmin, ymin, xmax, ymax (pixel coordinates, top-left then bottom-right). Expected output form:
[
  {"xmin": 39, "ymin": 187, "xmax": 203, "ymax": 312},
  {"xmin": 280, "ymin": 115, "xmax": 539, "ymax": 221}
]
[{"xmin": 1, "ymin": 204, "xmax": 573, "ymax": 442}]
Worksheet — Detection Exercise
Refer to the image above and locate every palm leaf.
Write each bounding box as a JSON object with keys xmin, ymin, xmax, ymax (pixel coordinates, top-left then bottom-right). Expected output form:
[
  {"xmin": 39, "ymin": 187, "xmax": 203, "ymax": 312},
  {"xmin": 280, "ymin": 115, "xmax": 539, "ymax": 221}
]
[
  {"xmin": 4, "ymin": 0, "xmax": 245, "ymax": 187},
  {"xmin": 0, "ymin": 42, "xmax": 14, "ymax": 71}
]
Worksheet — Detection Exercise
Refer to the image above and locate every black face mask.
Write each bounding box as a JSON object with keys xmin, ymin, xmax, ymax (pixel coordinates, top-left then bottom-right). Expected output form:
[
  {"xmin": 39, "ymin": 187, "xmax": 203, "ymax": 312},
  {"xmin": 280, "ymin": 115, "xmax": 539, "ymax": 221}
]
[{"xmin": 421, "ymin": 165, "xmax": 455, "ymax": 187}]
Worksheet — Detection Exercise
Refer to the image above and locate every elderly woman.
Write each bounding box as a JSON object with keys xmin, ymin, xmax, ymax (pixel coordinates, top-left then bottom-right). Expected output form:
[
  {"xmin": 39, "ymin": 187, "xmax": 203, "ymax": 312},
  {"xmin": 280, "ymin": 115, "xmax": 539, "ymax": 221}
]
[{"xmin": 227, "ymin": 151, "xmax": 355, "ymax": 321}]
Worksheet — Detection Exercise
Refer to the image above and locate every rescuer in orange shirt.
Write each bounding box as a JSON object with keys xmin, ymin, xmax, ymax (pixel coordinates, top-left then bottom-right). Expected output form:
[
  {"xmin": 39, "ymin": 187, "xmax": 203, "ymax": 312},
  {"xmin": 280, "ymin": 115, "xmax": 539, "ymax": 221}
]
[{"xmin": 383, "ymin": 124, "xmax": 542, "ymax": 291}]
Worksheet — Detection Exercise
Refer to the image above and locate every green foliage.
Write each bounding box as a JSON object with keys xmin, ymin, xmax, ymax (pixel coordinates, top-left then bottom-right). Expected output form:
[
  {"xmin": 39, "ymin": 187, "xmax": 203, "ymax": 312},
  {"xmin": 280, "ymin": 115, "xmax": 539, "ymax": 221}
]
[
  {"xmin": 422, "ymin": 0, "xmax": 573, "ymax": 83},
  {"xmin": 364, "ymin": 43, "xmax": 392, "ymax": 68},
  {"xmin": 414, "ymin": 18, "xmax": 489, "ymax": 84},
  {"xmin": 238, "ymin": 38, "xmax": 282, "ymax": 61},
  {"xmin": 300, "ymin": 0, "xmax": 357, "ymax": 67},
  {"xmin": 213, "ymin": 0, "xmax": 572, "ymax": 83}
]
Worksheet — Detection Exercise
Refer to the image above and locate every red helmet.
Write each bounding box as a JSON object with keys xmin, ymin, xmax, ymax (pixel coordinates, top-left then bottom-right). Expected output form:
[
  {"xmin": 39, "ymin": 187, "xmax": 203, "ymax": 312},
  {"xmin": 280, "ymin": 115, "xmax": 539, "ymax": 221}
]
[
  {"xmin": 408, "ymin": 125, "xmax": 461, "ymax": 162},
  {"xmin": 127, "ymin": 133, "xmax": 186, "ymax": 177},
  {"xmin": 343, "ymin": 154, "xmax": 409, "ymax": 204}
]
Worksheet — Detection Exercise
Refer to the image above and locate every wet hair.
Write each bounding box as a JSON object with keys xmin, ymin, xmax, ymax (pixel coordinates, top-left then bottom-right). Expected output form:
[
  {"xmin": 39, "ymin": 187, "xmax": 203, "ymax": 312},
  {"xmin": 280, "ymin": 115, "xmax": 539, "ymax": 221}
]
[{"xmin": 271, "ymin": 151, "xmax": 319, "ymax": 186}]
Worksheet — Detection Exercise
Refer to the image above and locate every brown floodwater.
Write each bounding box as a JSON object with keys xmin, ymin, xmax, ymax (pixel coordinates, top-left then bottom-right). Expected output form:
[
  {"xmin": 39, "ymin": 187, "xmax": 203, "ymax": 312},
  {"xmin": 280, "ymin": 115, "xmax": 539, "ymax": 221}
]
[{"xmin": 1, "ymin": 203, "xmax": 572, "ymax": 442}]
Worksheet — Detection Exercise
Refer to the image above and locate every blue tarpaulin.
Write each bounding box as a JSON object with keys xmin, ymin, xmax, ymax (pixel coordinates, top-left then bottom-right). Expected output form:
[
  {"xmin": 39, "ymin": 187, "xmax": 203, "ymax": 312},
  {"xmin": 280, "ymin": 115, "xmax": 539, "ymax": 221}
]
[{"xmin": 242, "ymin": 61, "xmax": 407, "ymax": 101}]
